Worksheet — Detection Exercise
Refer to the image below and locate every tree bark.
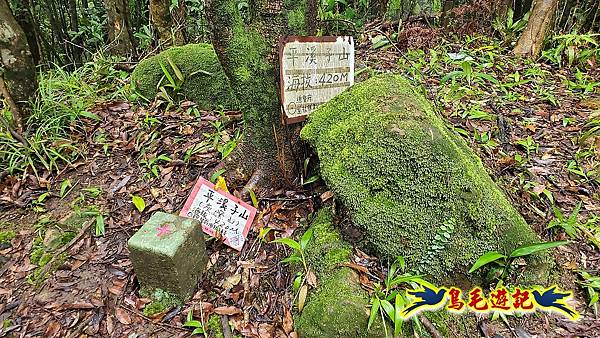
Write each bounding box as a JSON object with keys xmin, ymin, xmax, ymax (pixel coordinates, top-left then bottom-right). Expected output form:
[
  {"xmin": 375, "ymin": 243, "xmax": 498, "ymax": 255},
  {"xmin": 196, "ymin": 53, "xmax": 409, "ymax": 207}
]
[
  {"xmin": 149, "ymin": 0, "xmax": 185, "ymax": 47},
  {"xmin": 206, "ymin": 0, "xmax": 317, "ymax": 191},
  {"xmin": 67, "ymin": 0, "xmax": 82, "ymax": 65},
  {"xmin": 0, "ymin": 0, "xmax": 37, "ymax": 130},
  {"xmin": 103, "ymin": 0, "xmax": 134, "ymax": 55},
  {"xmin": 514, "ymin": 0, "xmax": 559, "ymax": 57}
]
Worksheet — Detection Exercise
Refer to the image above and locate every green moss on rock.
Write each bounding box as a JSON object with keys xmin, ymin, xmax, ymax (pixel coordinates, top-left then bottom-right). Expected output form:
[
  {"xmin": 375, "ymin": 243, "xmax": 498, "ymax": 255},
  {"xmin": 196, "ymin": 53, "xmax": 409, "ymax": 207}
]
[
  {"xmin": 131, "ymin": 44, "xmax": 238, "ymax": 109},
  {"xmin": 0, "ymin": 230, "xmax": 15, "ymax": 245},
  {"xmin": 296, "ymin": 209, "xmax": 387, "ymax": 338},
  {"xmin": 301, "ymin": 74, "xmax": 551, "ymax": 282}
]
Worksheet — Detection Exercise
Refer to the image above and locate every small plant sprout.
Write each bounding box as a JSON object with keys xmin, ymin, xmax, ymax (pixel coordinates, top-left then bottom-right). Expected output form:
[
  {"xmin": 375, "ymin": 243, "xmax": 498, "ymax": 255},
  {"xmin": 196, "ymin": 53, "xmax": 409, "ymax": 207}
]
[
  {"xmin": 578, "ymin": 271, "xmax": 600, "ymax": 316},
  {"xmin": 469, "ymin": 241, "xmax": 568, "ymax": 281},
  {"xmin": 272, "ymin": 228, "xmax": 314, "ymax": 312},
  {"xmin": 514, "ymin": 136, "xmax": 538, "ymax": 155},
  {"xmin": 368, "ymin": 256, "xmax": 431, "ymax": 337},
  {"xmin": 184, "ymin": 306, "xmax": 208, "ymax": 337}
]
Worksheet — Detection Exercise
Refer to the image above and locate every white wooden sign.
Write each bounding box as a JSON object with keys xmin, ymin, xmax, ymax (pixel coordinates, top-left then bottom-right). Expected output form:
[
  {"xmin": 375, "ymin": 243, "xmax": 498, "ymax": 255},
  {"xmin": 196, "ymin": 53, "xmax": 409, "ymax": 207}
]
[
  {"xmin": 180, "ymin": 177, "xmax": 256, "ymax": 251},
  {"xmin": 279, "ymin": 36, "xmax": 355, "ymax": 124}
]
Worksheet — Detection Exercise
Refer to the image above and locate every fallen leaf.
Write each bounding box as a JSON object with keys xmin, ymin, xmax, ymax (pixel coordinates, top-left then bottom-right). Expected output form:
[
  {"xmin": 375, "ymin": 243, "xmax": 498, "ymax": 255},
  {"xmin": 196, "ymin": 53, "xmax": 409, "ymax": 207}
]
[
  {"xmin": 306, "ymin": 269, "xmax": 318, "ymax": 288},
  {"xmin": 223, "ymin": 273, "xmax": 242, "ymax": 290},
  {"xmin": 214, "ymin": 306, "xmax": 242, "ymax": 315},
  {"xmin": 283, "ymin": 309, "xmax": 293, "ymax": 334},
  {"xmin": 340, "ymin": 262, "xmax": 369, "ymax": 273},
  {"xmin": 115, "ymin": 308, "xmax": 132, "ymax": 325},
  {"xmin": 297, "ymin": 285, "xmax": 308, "ymax": 312}
]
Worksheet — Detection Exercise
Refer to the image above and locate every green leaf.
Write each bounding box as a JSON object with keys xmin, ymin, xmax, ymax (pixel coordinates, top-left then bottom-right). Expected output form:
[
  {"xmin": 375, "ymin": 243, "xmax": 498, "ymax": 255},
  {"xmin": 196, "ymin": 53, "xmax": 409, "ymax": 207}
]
[
  {"xmin": 80, "ymin": 111, "xmax": 101, "ymax": 121},
  {"xmin": 468, "ymin": 251, "xmax": 507, "ymax": 273},
  {"xmin": 132, "ymin": 195, "xmax": 146, "ymax": 212},
  {"xmin": 272, "ymin": 237, "xmax": 301, "ymax": 251},
  {"xmin": 440, "ymin": 70, "xmax": 462, "ymax": 83},
  {"xmin": 303, "ymin": 175, "xmax": 320, "ymax": 185},
  {"xmin": 367, "ymin": 297, "xmax": 380, "ymax": 330},
  {"xmin": 60, "ymin": 179, "xmax": 72, "ymax": 198},
  {"xmin": 184, "ymin": 320, "xmax": 202, "ymax": 328},
  {"xmin": 509, "ymin": 241, "xmax": 568, "ymax": 258},
  {"xmin": 476, "ymin": 72, "xmax": 500, "ymax": 84},
  {"xmin": 394, "ymin": 293, "xmax": 404, "ymax": 336},
  {"xmin": 167, "ymin": 56, "xmax": 184, "ymax": 82},
  {"xmin": 191, "ymin": 327, "xmax": 206, "ymax": 335},
  {"xmin": 210, "ymin": 169, "xmax": 226, "ymax": 183},
  {"xmin": 380, "ymin": 299, "xmax": 394, "ymax": 321},
  {"xmin": 300, "ymin": 228, "xmax": 314, "ymax": 250},
  {"xmin": 282, "ymin": 255, "xmax": 303, "ymax": 264},
  {"xmin": 95, "ymin": 214, "xmax": 105, "ymax": 236},
  {"xmin": 159, "ymin": 60, "xmax": 176, "ymax": 86},
  {"xmin": 567, "ymin": 202, "xmax": 582, "ymax": 225},
  {"xmin": 249, "ymin": 189, "xmax": 259, "ymax": 208}
]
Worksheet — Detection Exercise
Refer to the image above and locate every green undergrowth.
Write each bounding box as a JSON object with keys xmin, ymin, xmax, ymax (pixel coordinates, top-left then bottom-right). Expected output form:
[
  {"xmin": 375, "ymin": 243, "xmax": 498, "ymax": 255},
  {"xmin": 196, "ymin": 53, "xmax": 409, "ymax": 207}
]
[
  {"xmin": 140, "ymin": 288, "xmax": 183, "ymax": 317},
  {"xmin": 131, "ymin": 43, "xmax": 238, "ymax": 110},
  {"xmin": 0, "ymin": 230, "xmax": 16, "ymax": 245},
  {"xmin": 0, "ymin": 54, "xmax": 129, "ymax": 176},
  {"xmin": 301, "ymin": 74, "xmax": 551, "ymax": 284},
  {"xmin": 26, "ymin": 216, "xmax": 82, "ymax": 284}
]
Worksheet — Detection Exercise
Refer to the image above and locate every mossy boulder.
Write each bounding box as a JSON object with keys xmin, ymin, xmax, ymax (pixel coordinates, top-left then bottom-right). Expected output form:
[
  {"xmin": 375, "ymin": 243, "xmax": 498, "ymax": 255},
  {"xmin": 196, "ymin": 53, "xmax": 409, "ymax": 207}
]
[
  {"xmin": 301, "ymin": 74, "xmax": 550, "ymax": 282},
  {"xmin": 131, "ymin": 44, "xmax": 238, "ymax": 109},
  {"xmin": 295, "ymin": 210, "xmax": 387, "ymax": 338}
]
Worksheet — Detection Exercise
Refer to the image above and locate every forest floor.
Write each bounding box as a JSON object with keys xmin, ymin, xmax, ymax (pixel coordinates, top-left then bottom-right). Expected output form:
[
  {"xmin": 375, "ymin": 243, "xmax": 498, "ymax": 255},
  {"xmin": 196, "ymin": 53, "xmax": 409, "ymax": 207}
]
[{"xmin": 1, "ymin": 27, "xmax": 599, "ymax": 337}]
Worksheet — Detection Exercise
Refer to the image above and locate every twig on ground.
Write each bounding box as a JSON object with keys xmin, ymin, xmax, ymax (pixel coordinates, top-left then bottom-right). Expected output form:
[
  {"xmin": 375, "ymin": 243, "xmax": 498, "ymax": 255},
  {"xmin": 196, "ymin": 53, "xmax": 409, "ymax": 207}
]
[
  {"xmin": 221, "ymin": 314, "xmax": 234, "ymax": 338},
  {"xmin": 418, "ymin": 315, "xmax": 444, "ymax": 338}
]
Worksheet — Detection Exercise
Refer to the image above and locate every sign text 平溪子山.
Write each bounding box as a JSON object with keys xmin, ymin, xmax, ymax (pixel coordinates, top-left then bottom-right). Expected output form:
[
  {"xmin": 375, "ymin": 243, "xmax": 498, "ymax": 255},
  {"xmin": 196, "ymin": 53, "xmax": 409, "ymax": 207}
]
[
  {"xmin": 279, "ymin": 36, "xmax": 354, "ymax": 124},
  {"xmin": 180, "ymin": 177, "xmax": 256, "ymax": 251}
]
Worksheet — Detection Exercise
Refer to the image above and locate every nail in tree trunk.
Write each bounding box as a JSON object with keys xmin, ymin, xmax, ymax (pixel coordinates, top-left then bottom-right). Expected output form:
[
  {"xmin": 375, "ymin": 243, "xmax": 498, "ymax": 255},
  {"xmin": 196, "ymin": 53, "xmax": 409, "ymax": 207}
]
[
  {"xmin": 103, "ymin": 0, "xmax": 134, "ymax": 55},
  {"xmin": 0, "ymin": 0, "xmax": 37, "ymax": 130},
  {"xmin": 149, "ymin": 0, "xmax": 186, "ymax": 47},
  {"xmin": 206, "ymin": 0, "xmax": 317, "ymax": 191},
  {"xmin": 514, "ymin": 0, "xmax": 559, "ymax": 57}
]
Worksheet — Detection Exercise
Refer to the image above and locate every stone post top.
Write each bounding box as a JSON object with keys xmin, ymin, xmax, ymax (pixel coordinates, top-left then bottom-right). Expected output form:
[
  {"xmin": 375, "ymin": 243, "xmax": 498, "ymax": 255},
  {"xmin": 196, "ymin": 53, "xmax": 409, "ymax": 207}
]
[{"xmin": 127, "ymin": 212, "xmax": 202, "ymax": 258}]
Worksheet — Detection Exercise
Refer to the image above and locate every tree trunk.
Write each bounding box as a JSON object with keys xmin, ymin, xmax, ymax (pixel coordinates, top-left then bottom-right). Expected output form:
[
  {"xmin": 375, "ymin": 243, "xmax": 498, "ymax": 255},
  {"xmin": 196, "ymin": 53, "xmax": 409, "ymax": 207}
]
[
  {"xmin": 514, "ymin": 0, "xmax": 559, "ymax": 57},
  {"xmin": 67, "ymin": 0, "xmax": 82, "ymax": 65},
  {"xmin": 206, "ymin": 0, "xmax": 317, "ymax": 191},
  {"xmin": 370, "ymin": 0, "xmax": 389, "ymax": 18},
  {"xmin": 149, "ymin": 0, "xmax": 185, "ymax": 47},
  {"xmin": 103, "ymin": 0, "xmax": 134, "ymax": 55},
  {"xmin": 0, "ymin": 0, "xmax": 37, "ymax": 130}
]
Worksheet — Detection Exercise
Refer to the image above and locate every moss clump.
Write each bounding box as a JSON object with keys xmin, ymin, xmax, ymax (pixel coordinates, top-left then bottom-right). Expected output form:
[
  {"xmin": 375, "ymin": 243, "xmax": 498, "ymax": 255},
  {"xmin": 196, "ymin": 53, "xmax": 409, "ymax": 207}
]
[
  {"xmin": 131, "ymin": 44, "xmax": 238, "ymax": 109},
  {"xmin": 207, "ymin": 314, "xmax": 225, "ymax": 338},
  {"xmin": 0, "ymin": 230, "xmax": 15, "ymax": 245},
  {"xmin": 301, "ymin": 74, "xmax": 550, "ymax": 283},
  {"xmin": 295, "ymin": 209, "xmax": 387, "ymax": 338},
  {"xmin": 304, "ymin": 209, "xmax": 351, "ymax": 275},
  {"xmin": 284, "ymin": 0, "xmax": 307, "ymax": 34},
  {"xmin": 140, "ymin": 288, "xmax": 182, "ymax": 317}
]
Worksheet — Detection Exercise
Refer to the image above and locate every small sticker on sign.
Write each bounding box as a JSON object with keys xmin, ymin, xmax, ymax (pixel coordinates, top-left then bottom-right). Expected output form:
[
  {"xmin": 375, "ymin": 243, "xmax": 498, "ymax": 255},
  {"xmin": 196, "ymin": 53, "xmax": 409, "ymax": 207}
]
[{"xmin": 180, "ymin": 177, "xmax": 256, "ymax": 251}]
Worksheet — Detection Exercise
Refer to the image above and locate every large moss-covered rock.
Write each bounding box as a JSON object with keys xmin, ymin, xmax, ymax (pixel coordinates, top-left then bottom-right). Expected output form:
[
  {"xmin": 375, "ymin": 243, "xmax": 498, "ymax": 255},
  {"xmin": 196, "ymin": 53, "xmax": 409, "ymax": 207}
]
[
  {"xmin": 301, "ymin": 74, "xmax": 550, "ymax": 281},
  {"xmin": 131, "ymin": 43, "xmax": 238, "ymax": 109},
  {"xmin": 296, "ymin": 210, "xmax": 387, "ymax": 338}
]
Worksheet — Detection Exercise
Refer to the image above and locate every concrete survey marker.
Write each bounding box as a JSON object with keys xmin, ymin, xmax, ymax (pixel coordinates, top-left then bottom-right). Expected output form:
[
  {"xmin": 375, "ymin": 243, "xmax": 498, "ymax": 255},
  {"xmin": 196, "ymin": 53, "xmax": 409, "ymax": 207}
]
[{"xmin": 127, "ymin": 212, "xmax": 207, "ymax": 300}]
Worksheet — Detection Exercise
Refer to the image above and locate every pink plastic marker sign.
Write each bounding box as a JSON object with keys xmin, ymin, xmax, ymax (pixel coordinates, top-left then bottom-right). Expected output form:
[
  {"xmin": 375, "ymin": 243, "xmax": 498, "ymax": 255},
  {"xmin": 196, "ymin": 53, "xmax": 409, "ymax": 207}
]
[{"xmin": 180, "ymin": 177, "xmax": 256, "ymax": 251}]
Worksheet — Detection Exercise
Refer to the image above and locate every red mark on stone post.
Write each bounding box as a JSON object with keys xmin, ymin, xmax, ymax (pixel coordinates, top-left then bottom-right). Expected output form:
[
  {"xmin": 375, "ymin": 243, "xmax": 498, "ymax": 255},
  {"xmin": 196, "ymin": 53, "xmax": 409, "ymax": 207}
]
[{"xmin": 156, "ymin": 224, "xmax": 172, "ymax": 238}]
